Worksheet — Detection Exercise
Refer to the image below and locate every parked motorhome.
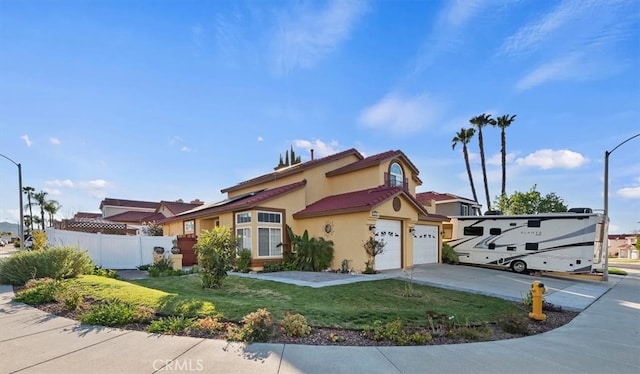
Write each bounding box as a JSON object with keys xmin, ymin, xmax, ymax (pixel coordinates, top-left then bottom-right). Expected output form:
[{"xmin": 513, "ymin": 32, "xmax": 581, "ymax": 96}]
[{"xmin": 446, "ymin": 211, "xmax": 607, "ymax": 274}]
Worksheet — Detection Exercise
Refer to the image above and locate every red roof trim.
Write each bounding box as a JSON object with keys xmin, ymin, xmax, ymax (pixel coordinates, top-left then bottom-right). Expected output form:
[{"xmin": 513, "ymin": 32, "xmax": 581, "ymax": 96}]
[
  {"xmin": 221, "ymin": 149, "xmax": 362, "ymax": 193},
  {"xmin": 100, "ymin": 198, "xmax": 160, "ymax": 210},
  {"xmin": 325, "ymin": 150, "xmax": 422, "ymax": 184},
  {"xmin": 416, "ymin": 191, "xmax": 478, "ymax": 205}
]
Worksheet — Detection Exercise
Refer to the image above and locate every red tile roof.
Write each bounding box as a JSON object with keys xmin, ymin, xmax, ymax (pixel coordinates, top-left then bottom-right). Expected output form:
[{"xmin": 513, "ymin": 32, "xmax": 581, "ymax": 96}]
[
  {"xmin": 293, "ymin": 186, "xmax": 444, "ymax": 222},
  {"xmin": 325, "ymin": 150, "xmax": 422, "ymax": 184},
  {"xmin": 106, "ymin": 211, "xmax": 166, "ymax": 224},
  {"xmin": 100, "ymin": 198, "xmax": 159, "ymax": 210},
  {"xmin": 73, "ymin": 212, "xmax": 102, "ymax": 220},
  {"xmin": 221, "ymin": 149, "xmax": 362, "ymax": 193},
  {"xmin": 164, "ymin": 180, "xmax": 307, "ymax": 223},
  {"xmin": 416, "ymin": 191, "xmax": 478, "ymax": 205}
]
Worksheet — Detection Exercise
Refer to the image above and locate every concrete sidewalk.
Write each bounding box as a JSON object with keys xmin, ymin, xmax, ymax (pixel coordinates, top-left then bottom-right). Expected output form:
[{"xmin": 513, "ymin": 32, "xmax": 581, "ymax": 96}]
[{"xmin": 1, "ymin": 276, "xmax": 639, "ymax": 373}]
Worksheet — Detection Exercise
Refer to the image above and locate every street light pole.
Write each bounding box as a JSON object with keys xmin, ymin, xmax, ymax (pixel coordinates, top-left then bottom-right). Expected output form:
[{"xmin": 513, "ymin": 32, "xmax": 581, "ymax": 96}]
[
  {"xmin": 0, "ymin": 153, "xmax": 24, "ymax": 248},
  {"xmin": 602, "ymin": 132, "xmax": 640, "ymax": 282}
]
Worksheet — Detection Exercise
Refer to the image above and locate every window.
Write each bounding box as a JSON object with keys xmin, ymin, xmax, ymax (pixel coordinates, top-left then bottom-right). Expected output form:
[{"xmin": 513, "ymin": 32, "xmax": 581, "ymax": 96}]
[
  {"xmin": 258, "ymin": 212, "xmax": 281, "ymax": 223},
  {"xmin": 236, "ymin": 212, "xmax": 251, "ymax": 224},
  {"xmin": 489, "ymin": 228, "xmax": 502, "ymax": 235},
  {"xmin": 527, "ymin": 220, "xmax": 541, "ymax": 228},
  {"xmin": 236, "ymin": 228, "xmax": 251, "ymax": 252},
  {"xmin": 258, "ymin": 227, "xmax": 282, "ymax": 257},
  {"xmin": 389, "ymin": 162, "xmax": 404, "ymax": 187},
  {"xmin": 461, "ymin": 205, "xmax": 469, "ymax": 216},
  {"xmin": 525, "ymin": 243, "xmax": 539, "ymax": 251},
  {"xmin": 463, "ymin": 226, "xmax": 484, "ymax": 236}
]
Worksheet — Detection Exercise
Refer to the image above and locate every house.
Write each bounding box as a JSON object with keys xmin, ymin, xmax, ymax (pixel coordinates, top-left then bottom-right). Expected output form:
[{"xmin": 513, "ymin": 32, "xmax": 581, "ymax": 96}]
[
  {"xmin": 608, "ymin": 234, "xmax": 639, "ymax": 259},
  {"xmin": 416, "ymin": 191, "xmax": 481, "ymax": 217},
  {"xmin": 162, "ymin": 149, "xmax": 448, "ymax": 271}
]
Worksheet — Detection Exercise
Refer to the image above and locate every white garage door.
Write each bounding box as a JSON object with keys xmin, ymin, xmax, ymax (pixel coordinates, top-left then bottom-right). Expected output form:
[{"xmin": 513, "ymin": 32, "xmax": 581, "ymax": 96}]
[
  {"xmin": 413, "ymin": 224, "xmax": 439, "ymax": 265},
  {"xmin": 374, "ymin": 219, "xmax": 402, "ymax": 270}
]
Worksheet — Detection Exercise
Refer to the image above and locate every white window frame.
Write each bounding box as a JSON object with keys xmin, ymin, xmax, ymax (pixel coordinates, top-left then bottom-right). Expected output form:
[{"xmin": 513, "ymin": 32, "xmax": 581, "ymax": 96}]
[
  {"xmin": 236, "ymin": 227, "xmax": 252, "ymax": 255},
  {"xmin": 236, "ymin": 212, "xmax": 251, "ymax": 224},
  {"xmin": 257, "ymin": 226, "xmax": 282, "ymax": 258},
  {"xmin": 461, "ymin": 205, "xmax": 469, "ymax": 216},
  {"xmin": 390, "ymin": 162, "xmax": 404, "ymax": 187},
  {"xmin": 257, "ymin": 211, "xmax": 282, "ymax": 224}
]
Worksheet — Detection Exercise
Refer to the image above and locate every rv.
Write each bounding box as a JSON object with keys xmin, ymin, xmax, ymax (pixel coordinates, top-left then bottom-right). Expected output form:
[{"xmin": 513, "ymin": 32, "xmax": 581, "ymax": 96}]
[{"xmin": 446, "ymin": 210, "xmax": 607, "ymax": 274}]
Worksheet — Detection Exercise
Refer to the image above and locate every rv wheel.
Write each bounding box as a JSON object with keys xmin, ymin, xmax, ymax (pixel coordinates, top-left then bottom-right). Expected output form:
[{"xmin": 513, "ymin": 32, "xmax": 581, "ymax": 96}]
[{"xmin": 511, "ymin": 260, "xmax": 527, "ymax": 274}]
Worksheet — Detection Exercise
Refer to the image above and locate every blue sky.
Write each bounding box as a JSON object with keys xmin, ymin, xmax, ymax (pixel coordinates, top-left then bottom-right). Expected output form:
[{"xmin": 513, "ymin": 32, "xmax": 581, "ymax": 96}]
[{"xmin": 1, "ymin": 0, "xmax": 638, "ymax": 234}]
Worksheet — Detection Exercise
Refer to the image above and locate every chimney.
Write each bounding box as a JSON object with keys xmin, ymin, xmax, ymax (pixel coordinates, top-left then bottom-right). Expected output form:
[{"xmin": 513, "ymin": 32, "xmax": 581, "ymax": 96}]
[
  {"xmin": 191, "ymin": 199, "xmax": 204, "ymax": 205},
  {"xmin": 310, "ymin": 149, "xmax": 314, "ymax": 160}
]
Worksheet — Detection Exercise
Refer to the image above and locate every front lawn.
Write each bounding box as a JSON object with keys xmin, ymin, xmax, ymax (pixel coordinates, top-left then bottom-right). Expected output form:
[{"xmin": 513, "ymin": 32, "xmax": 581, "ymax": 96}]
[{"xmin": 121, "ymin": 274, "xmax": 523, "ymax": 329}]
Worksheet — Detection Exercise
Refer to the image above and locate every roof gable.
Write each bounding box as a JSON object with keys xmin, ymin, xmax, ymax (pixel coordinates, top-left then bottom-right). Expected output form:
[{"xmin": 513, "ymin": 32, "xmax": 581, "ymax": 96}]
[
  {"xmin": 221, "ymin": 149, "xmax": 362, "ymax": 193},
  {"xmin": 159, "ymin": 201, "xmax": 204, "ymax": 215},
  {"xmin": 325, "ymin": 150, "xmax": 422, "ymax": 184},
  {"xmin": 106, "ymin": 211, "xmax": 165, "ymax": 224},
  {"xmin": 293, "ymin": 185, "xmax": 441, "ymax": 220},
  {"xmin": 416, "ymin": 191, "xmax": 478, "ymax": 205}
]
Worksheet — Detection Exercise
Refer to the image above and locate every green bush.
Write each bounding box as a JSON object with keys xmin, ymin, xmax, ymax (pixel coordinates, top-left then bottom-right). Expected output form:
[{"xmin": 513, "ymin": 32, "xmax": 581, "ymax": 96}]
[
  {"xmin": 285, "ymin": 226, "xmax": 334, "ymax": 272},
  {"xmin": 441, "ymin": 243, "xmax": 459, "ymax": 264},
  {"xmin": 281, "ymin": 312, "xmax": 311, "ymax": 337},
  {"xmin": 93, "ymin": 267, "xmax": 119, "ymax": 279},
  {"xmin": 0, "ymin": 247, "xmax": 94, "ymax": 285},
  {"xmin": 147, "ymin": 316, "xmax": 195, "ymax": 334},
  {"xmin": 58, "ymin": 287, "xmax": 83, "ymax": 311},
  {"xmin": 262, "ymin": 261, "xmax": 283, "ymax": 273},
  {"xmin": 193, "ymin": 227, "xmax": 238, "ymax": 288},
  {"xmin": 363, "ymin": 319, "xmax": 413, "ymax": 345},
  {"xmin": 234, "ymin": 248, "xmax": 252, "ymax": 273},
  {"xmin": 80, "ymin": 299, "xmax": 147, "ymax": 326},
  {"xmin": 14, "ymin": 278, "xmax": 62, "ymax": 305}
]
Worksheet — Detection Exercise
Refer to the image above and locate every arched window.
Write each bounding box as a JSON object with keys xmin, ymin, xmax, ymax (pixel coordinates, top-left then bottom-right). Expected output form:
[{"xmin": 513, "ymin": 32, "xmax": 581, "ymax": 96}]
[{"xmin": 389, "ymin": 162, "xmax": 404, "ymax": 187}]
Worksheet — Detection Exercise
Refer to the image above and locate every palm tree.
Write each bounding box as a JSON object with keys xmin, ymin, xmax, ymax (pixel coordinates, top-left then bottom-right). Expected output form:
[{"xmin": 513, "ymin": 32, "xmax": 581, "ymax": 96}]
[
  {"xmin": 33, "ymin": 190, "xmax": 49, "ymax": 231},
  {"xmin": 491, "ymin": 114, "xmax": 517, "ymax": 198},
  {"xmin": 22, "ymin": 186, "xmax": 35, "ymax": 232},
  {"xmin": 44, "ymin": 199, "xmax": 61, "ymax": 228},
  {"xmin": 452, "ymin": 128, "xmax": 479, "ymax": 204},
  {"xmin": 469, "ymin": 114, "xmax": 493, "ymax": 211}
]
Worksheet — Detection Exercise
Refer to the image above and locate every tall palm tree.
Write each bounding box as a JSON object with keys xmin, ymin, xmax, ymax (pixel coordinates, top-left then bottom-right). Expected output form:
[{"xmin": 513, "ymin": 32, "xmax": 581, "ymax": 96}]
[
  {"xmin": 491, "ymin": 114, "xmax": 517, "ymax": 198},
  {"xmin": 22, "ymin": 186, "xmax": 35, "ymax": 232},
  {"xmin": 33, "ymin": 190, "xmax": 48, "ymax": 231},
  {"xmin": 469, "ymin": 113, "xmax": 493, "ymax": 212},
  {"xmin": 44, "ymin": 199, "xmax": 61, "ymax": 228},
  {"xmin": 452, "ymin": 127, "xmax": 479, "ymax": 204}
]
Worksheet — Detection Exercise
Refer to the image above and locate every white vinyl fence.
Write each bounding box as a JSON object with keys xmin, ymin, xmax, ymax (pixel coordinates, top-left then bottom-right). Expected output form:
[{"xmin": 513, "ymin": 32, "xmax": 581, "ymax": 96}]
[{"xmin": 47, "ymin": 228, "xmax": 176, "ymax": 269}]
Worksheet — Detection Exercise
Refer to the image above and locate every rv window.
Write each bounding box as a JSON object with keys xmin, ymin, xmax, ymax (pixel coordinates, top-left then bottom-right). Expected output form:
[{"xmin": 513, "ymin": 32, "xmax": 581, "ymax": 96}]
[
  {"xmin": 488, "ymin": 243, "xmax": 495, "ymax": 250},
  {"xmin": 509, "ymin": 223, "xmax": 516, "ymax": 226},
  {"xmin": 525, "ymin": 243, "xmax": 539, "ymax": 251},
  {"xmin": 527, "ymin": 220, "xmax": 541, "ymax": 228},
  {"xmin": 489, "ymin": 228, "xmax": 502, "ymax": 235},
  {"xmin": 463, "ymin": 226, "xmax": 484, "ymax": 236},
  {"xmin": 507, "ymin": 246, "xmax": 516, "ymax": 251}
]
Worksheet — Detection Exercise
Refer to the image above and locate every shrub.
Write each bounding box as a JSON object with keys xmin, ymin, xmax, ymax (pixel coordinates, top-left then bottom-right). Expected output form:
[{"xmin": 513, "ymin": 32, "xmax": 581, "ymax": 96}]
[
  {"xmin": 285, "ymin": 226, "xmax": 334, "ymax": 272},
  {"xmin": 193, "ymin": 227, "xmax": 238, "ymax": 288},
  {"xmin": 232, "ymin": 308, "xmax": 274, "ymax": 343},
  {"xmin": 281, "ymin": 312, "xmax": 311, "ymax": 337},
  {"xmin": 137, "ymin": 264, "xmax": 151, "ymax": 271},
  {"xmin": 32, "ymin": 231, "xmax": 47, "ymax": 250},
  {"xmin": 58, "ymin": 287, "xmax": 83, "ymax": 311},
  {"xmin": 262, "ymin": 261, "xmax": 283, "ymax": 273},
  {"xmin": 234, "ymin": 248, "xmax": 252, "ymax": 273},
  {"xmin": 363, "ymin": 237, "xmax": 385, "ymax": 272},
  {"xmin": 14, "ymin": 278, "xmax": 62, "ymax": 305},
  {"xmin": 93, "ymin": 267, "xmax": 119, "ymax": 279},
  {"xmin": 363, "ymin": 319, "xmax": 412, "ymax": 345},
  {"xmin": 80, "ymin": 299, "xmax": 146, "ymax": 326},
  {"xmin": 196, "ymin": 316, "xmax": 225, "ymax": 332},
  {"xmin": 0, "ymin": 247, "xmax": 94, "ymax": 285},
  {"xmin": 497, "ymin": 313, "xmax": 531, "ymax": 335},
  {"xmin": 451, "ymin": 324, "xmax": 491, "ymax": 341},
  {"xmin": 441, "ymin": 243, "xmax": 459, "ymax": 264},
  {"xmin": 147, "ymin": 316, "xmax": 194, "ymax": 334}
]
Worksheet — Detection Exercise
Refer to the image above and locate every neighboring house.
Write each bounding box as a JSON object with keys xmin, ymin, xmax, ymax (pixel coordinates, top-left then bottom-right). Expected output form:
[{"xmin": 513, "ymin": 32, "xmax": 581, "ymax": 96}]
[
  {"xmin": 608, "ymin": 234, "xmax": 639, "ymax": 259},
  {"xmin": 162, "ymin": 149, "xmax": 448, "ymax": 271},
  {"xmin": 416, "ymin": 191, "xmax": 482, "ymax": 217}
]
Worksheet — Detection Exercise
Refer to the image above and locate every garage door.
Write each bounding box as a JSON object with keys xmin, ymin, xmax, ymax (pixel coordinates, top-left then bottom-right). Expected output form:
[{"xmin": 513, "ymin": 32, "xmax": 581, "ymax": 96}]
[
  {"xmin": 413, "ymin": 224, "xmax": 439, "ymax": 265},
  {"xmin": 374, "ymin": 219, "xmax": 401, "ymax": 270}
]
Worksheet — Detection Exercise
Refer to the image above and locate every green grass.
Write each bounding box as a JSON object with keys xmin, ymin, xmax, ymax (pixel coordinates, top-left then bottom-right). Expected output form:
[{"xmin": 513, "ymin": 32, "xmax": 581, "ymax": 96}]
[
  {"xmin": 65, "ymin": 274, "xmax": 525, "ymax": 329},
  {"xmin": 607, "ymin": 267, "xmax": 628, "ymax": 276}
]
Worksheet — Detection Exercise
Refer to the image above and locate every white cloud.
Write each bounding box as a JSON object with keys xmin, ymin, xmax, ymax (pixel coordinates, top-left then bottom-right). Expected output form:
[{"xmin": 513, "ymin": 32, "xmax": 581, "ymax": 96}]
[
  {"xmin": 516, "ymin": 149, "xmax": 588, "ymax": 169},
  {"xmin": 43, "ymin": 188, "xmax": 62, "ymax": 196},
  {"xmin": 294, "ymin": 139, "xmax": 341, "ymax": 158},
  {"xmin": 358, "ymin": 93, "xmax": 445, "ymax": 135},
  {"xmin": 487, "ymin": 152, "xmax": 517, "ymax": 166},
  {"xmin": 79, "ymin": 179, "xmax": 111, "ymax": 199},
  {"xmin": 617, "ymin": 186, "xmax": 640, "ymax": 199},
  {"xmin": 272, "ymin": 0, "xmax": 367, "ymax": 73},
  {"xmin": 169, "ymin": 136, "xmax": 183, "ymax": 145},
  {"xmin": 181, "ymin": 146, "xmax": 191, "ymax": 153},
  {"xmin": 45, "ymin": 179, "xmax": 74, "ymax": 188},
  {"xmin": 257, "ymin": 136, "xmax": 264, "ymax": 142},
  {"xmin": 49, "ymin": 137, "xmax": 61, "ymax": 145},
  {"xmin": 442, "ymin": 0, "xmax": 491, "ymax": 28},
  {"xmin": 20, "ymin": 134, "xmax": 32, "ymax": 147}
]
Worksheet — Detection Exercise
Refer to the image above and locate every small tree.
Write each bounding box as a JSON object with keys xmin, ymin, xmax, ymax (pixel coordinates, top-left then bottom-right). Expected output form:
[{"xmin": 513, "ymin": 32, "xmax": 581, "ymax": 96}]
[
  {"xmin": 193, "ymin": 226, "xmax": 238, "ymax": 288},
  {"xmin": 363, "ymin": 237, "xmax": 385, "ymax": 273},
  {"xmin": 142, "ymin": 221, "xmax": 164, "ymax": 236},
  {"xmin": 495, "ymin": 185, "xmax": 568, "ymax": 215}
]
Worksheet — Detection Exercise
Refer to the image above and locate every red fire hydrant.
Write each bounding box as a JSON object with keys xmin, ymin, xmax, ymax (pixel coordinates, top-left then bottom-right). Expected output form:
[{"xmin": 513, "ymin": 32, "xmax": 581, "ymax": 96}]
[{"xmin": 528, "ymin": 281, "xmax": 547, "ymax": 321}]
